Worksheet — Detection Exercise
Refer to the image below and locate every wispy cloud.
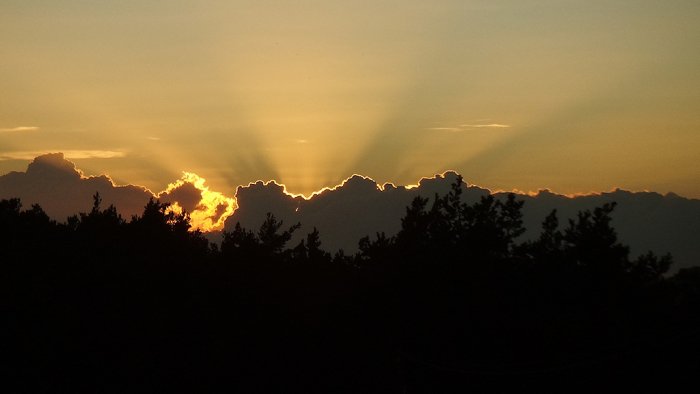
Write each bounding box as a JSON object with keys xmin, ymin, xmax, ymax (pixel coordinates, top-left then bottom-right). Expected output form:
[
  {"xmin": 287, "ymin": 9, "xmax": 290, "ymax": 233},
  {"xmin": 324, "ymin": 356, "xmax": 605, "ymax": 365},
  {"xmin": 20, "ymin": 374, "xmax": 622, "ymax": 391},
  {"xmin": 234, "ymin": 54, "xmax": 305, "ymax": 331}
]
[
  {"xmin": 0, "ymin": 150, "xmax": 126, "ymax": 161},
  {"xmin": 296, "ymin": 139, "xmax": 309, "ymax": 144},
  {"xmin": 427, "ymin": 127, "xmax": 461, "ymax": 131},
  {"xmin": 63, "ymin": 150, "xmax": 126, "ymax": 159},
  {"xmin": 0, "ymin": 126, "xmax": 40, "ymax": 132},
  {"xmin": 460, "ymin": 123, "xmax": 511, "ymax": 128},
  {"xmin": 428, "ymin": 123, "xmax": 512, "ymax": 132},
  {"xmin": 147, "ymin": 136, "xmax": 161, "ymax": 141}
]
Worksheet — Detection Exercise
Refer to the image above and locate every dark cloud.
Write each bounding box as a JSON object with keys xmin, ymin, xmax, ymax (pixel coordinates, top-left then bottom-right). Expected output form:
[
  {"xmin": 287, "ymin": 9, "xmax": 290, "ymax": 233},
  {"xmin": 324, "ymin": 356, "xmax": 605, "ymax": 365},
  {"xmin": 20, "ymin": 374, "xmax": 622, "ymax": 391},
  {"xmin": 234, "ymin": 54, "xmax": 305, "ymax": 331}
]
[
  {"xmin": 2, "ymin": 154, "xmax": 698, "ymax": 271},
  {"xmin": 210, "ymin": 203, "xmax": 229, "ymax": 223},
  {"xmin": 0, "ymin": 153, "xmax": 153, "ymax": 221},
  {"xmin": 230, "ymin": 180, "xmax": 302, "ymax": 230},
  {"xmin": 226, "ymin": 172, "xmax": 700, "ymax": 271},
  {"xmin": 0, "ymin": 154, "xmax": 236, "ymax": 231},
  {"xmin": 225, "ymin": 172, "xmax": 491, "ymax": 254},
  {"xmin": 158, "ymin": 181, "xmax": 203, "ymax": 213},
  {"xmin": 510, "ymin": 189, "xmax": 700, "ymax": 273}
]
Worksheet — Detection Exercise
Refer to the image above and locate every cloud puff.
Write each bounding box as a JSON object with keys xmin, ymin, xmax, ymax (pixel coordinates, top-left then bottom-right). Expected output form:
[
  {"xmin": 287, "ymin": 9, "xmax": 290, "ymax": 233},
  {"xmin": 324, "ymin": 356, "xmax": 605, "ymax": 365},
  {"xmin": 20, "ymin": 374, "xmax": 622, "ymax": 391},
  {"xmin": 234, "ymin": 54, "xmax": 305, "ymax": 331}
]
[
  {"xmin": 0, "ymin": 154, "xmax": 235, "ymax": 231},
  {"xmin": 0, "ymin": 153, "xmax": 152, "ymax": 220},
  {"xmin": 0, "ymin": 126, "xmax": 39, "ymax": 132},
  {"xmin": 159, "ymin": 172, "xmax": 236, "ymax": 232},
  {"xmin": 225, "ymin": 172, "xmax": 491, "ymax": 254}
]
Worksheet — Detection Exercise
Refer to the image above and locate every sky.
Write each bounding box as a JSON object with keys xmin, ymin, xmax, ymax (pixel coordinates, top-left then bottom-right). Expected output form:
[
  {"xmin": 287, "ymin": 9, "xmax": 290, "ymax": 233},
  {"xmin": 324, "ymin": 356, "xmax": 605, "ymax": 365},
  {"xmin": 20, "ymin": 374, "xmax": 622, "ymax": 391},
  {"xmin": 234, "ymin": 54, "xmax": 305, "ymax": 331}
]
[{"xmin": 1, "ymin": 0, "xmax": 699, "ymax": 198}]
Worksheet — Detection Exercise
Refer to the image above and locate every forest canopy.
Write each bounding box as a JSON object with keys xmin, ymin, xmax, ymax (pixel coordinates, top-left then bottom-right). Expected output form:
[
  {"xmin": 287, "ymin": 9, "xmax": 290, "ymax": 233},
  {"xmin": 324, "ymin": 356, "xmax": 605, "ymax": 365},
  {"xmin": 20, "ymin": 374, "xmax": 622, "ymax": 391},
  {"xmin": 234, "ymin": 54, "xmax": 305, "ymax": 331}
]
[{"xmin": 3, "ymin": 179, "xmax": 699, "ymax": 392}]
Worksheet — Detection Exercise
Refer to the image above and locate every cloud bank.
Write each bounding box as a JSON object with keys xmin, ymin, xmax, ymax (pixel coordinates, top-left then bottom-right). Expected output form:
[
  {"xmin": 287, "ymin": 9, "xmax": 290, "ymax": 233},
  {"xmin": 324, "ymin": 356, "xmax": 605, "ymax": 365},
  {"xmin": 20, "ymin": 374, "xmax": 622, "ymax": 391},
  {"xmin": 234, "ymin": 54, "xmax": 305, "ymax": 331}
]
[
  {"xmin": 0, "ymin": 153, "xmax": 235, "ymax": 230},
  {"xmin": 1, "ymin": 153, "xmax": 698, "ymax": 270},
  {"xmin": 0, "ymin": 153, "xmax": 152, "ymax": 220},
  {"xmin": 227, "ymin": 172, "xmax": 490, "ymax": 253},
  {"xmin": 226, "ymin": 172, "xmax": 700, "ymax": 271}
]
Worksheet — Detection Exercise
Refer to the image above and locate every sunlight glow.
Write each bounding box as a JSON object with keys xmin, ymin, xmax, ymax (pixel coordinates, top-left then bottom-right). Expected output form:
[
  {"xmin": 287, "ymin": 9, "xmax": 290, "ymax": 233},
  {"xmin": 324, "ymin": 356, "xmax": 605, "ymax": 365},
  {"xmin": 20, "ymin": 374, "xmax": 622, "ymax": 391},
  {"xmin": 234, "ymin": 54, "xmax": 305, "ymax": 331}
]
[
  {"xmin": 161, "ymin": 172, "xmax": 236, "ymax": 232},
  {"xmin": 1, "ymin": 1, "xmax": 698, "ymax": 198}
]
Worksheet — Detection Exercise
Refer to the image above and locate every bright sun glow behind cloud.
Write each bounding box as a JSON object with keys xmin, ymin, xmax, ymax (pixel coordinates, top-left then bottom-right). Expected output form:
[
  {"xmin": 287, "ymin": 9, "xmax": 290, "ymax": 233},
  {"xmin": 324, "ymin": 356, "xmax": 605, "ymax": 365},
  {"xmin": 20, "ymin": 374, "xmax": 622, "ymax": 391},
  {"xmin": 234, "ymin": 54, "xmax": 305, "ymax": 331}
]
[{"xmin": 161, "ymin": 172, "xmax": 237, "ymax": 232}]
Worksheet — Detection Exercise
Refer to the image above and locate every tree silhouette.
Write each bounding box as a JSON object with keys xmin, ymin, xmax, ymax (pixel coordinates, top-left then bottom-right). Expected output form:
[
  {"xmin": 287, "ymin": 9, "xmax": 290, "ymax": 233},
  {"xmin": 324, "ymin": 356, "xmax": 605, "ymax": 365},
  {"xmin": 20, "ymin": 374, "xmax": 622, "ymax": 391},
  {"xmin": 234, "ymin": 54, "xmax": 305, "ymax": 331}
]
[
  {"xmin": 305, "ymin": 227, "xmax": 330, "ymax": 264},
  {"xmin": 2, "ymin": 188, "xmax": 698, "ymax": 393},
  {"xmin": 257, "ymin": 212, "xmax": 300, "ymax": 257},
  {"xmin": 127, "ymin": 197, "xmax": 209, "ymax": 259},
  {"xmin": 525, "ymin": 209, "xmax": 564, "ymax": 264},
  {"xmin": 221, "ymin": 213, "xmax": 301, "ymax": 262},
  {"xmin": 221, "ymin": 222, "xmax": 259, "ymax": 260},
  {"xmin": 391, "ymin": 175, "xmax": 527, "ymax": 265},
  {"xmin": 562, "ymin": 202, "xmax": 629, "ymax": 275}
]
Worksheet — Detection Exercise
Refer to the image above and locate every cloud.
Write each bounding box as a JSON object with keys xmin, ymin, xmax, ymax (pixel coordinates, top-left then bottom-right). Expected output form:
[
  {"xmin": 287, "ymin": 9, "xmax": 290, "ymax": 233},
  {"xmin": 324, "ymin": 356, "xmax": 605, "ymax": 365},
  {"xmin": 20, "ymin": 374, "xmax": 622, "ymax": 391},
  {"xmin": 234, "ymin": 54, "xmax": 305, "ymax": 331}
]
[
  {"xmin": 512, "ymin": 189, "xmax": 700, "ymax": 272},
  {"xmin": 0, "ymin": 126, "xmax": 39, "ymax": 132},
  {"xmin": 459, "ymin": 123, "xmax": 511, "ymax": 128},
  {"xmin": 159, "ymin": 172, "xmax": 236, "ymax": 232},
  {"xmin": 225, "ymin": 172, "xmax": 700, "ymax": 272},
  {"xmin": 427, "ymin": 123, "xmax": 512, "ymax": 132},
  {"xmin": 427, "ymin": 127, "xmax": 461, "ymax": 131},
  {"xmin": 1, "ymin": 154, "xmax": 698, "ymax": 271},
  {"xmin": 0, "ymin": 150, "xmax": 126, "ymax": 161},
  {"xmin": 0, "ymin": 153, "xmax": 153, "ymax": 220},
  {"xmin": 0, "ymin": 154, "xmax": 235, "ymax": 231},
  {"xmin": 229, "ymin": 180, "xmax": 302, "ymax": 231},
  {"xmin": 225, "ymin": 172, "xmax": 491, "ymax": 254}
]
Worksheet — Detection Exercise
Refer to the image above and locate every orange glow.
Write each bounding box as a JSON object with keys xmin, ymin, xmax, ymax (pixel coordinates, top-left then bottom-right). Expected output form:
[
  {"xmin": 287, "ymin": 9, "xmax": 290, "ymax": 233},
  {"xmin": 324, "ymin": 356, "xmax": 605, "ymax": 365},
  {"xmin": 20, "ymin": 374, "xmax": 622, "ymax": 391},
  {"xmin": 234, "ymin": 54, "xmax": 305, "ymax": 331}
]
[{"xmin": 160, "ymin": 172, "xmax": 236, "ymax": 232}]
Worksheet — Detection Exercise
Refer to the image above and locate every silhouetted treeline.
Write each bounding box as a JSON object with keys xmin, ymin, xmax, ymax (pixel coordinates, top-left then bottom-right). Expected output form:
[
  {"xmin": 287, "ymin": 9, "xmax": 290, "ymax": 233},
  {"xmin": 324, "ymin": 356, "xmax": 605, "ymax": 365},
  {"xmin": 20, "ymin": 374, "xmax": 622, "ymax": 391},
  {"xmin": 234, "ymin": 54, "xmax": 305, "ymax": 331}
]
[{"xmin": 2, "ymin": 182, "xmax": 700, "ymax": 393}]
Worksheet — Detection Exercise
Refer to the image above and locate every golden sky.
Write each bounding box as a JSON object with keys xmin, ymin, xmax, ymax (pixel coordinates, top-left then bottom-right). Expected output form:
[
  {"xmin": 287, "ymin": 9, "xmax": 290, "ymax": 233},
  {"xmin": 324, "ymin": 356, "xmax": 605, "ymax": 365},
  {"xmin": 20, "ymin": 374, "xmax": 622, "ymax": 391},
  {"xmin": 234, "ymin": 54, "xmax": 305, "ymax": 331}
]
[{"xmin": 2, "ymin": 0, "xmax": 699, "ymax": 197}]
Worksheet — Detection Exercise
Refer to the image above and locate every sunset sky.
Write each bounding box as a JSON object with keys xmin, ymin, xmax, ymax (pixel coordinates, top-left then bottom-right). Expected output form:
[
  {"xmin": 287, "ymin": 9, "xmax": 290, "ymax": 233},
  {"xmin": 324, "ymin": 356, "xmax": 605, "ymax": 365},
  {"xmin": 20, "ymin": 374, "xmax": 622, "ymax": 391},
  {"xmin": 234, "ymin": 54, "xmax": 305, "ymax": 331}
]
[{"xmin": 2, "ymin": 0, "xmax": 699, "ymax": 198}]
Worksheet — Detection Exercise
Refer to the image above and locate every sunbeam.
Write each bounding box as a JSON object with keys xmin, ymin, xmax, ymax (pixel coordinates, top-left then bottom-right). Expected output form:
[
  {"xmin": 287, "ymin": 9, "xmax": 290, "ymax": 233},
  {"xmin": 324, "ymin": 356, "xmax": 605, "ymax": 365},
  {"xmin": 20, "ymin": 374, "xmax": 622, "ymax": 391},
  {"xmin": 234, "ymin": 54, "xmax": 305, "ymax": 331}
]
[{"xmin": 1, "ymin": 1, "xmax": 698, "ymax": 198}]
